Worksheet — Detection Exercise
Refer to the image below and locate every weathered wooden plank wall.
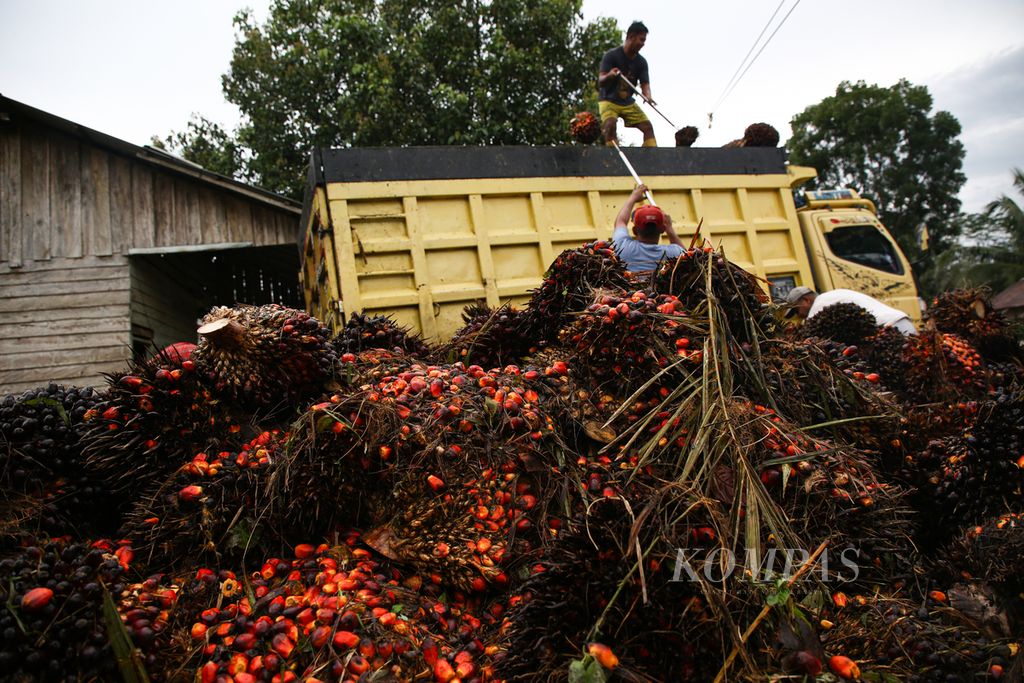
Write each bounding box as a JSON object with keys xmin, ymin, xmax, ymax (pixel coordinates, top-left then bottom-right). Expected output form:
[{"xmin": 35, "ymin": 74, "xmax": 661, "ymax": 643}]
[
  {"xmin": 0, "ymin": 123, "xmax": 297, "ymax": 266},
  {"xmin": 0, "ymin": 119, "xmax": 300, "ymax": 395},
  {"xmin": 0, "ymin": 255, "xmax": 132, "ymax": 393},
  {"xmin": 129, "ymin": 257, "xmax": 204, "ymax": 350}
]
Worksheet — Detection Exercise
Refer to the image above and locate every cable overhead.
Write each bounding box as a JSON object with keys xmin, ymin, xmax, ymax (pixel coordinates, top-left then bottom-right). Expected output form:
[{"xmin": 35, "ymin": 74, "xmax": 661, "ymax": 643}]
[
  {"xmin": 718, "ymin": 0, "xmax": 802, "ymax": 110},
  {"xmin": 707, "ymin": 0, "xmax": 802, "ymax": 127},
  {"xmin": 709, "ymin": 0, "xmax": 785, "ymax": 116}
]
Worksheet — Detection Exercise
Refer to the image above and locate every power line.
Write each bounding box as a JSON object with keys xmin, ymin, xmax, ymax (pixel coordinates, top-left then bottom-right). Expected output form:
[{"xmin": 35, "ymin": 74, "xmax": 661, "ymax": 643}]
[
  {"xmin": 709, "ymin": 0, "xmax": 785, "ymax": 116},
  {"xmin": 719, "ymin": 0, "xmax": 802, "ymax": 110},
  {"xmin": 707, "ymin": 0, "xmax": 802, "ymax": 127}
]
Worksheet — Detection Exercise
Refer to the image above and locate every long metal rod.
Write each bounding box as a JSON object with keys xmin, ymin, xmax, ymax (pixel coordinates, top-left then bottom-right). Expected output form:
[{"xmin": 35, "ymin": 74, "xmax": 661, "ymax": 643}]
[
  {"xmin": 611, "ymin": 141, "xmax": 656, "ymax": 206},
  {"xmin": 619, "ymin": 74, "xmax": 677, "ymax": 129}
]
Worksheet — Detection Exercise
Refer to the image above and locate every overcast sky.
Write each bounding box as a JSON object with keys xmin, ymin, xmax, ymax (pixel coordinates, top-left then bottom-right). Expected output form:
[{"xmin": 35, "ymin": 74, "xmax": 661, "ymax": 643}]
[{"xmin": 1, "ymin": 1, "xmax": 1021, "ymax": 212}]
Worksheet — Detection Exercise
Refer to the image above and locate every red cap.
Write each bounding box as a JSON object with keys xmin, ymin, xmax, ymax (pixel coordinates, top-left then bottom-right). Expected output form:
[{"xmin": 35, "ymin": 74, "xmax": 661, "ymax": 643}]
[{"xmin": 632, "ymin": 205, "xmax": 665, "ymax": 234}]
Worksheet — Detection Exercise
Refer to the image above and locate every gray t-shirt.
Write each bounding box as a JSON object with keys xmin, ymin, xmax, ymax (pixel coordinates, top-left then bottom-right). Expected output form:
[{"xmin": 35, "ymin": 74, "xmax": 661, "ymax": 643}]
[
  {"xmin": 612, "ymin": 227, "xmax": 683, "ymax": 272},
  {"xmin": 599, "ymin": 47, "xmax": 649, "ymax": 105}
]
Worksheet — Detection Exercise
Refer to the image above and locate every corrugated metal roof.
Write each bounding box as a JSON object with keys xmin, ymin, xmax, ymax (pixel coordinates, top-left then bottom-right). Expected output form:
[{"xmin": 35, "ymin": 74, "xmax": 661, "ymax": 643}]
[{"xmin": 0, "ymin": 94, "xmax": 299, "ymax": 214}]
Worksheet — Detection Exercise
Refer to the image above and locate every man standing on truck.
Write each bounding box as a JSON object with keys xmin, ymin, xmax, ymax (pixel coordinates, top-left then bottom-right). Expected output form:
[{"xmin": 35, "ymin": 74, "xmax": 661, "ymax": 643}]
[
  {"xmin": 784, "ymin": 286, "xmax": 918, "ymax": 335},
  {"xmin": 599, "ymin": 21, "xmax": 657, "ymax": 148},
  {"xmin": 612, "ymin": 184, "xmax": 685, "ymax": 272}
]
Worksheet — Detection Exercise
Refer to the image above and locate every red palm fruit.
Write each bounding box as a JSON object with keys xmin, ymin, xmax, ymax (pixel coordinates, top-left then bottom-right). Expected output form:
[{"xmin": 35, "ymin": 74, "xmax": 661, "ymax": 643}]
[
  {"xmin": 333, "ymin": 631, "xmax": 359, "ymax": 649},
  {"xmin": 791, "ymin": 651, "xmax": 822, "ymax": 675},
  {"xmin": 200, "ymin": 661, "xmax": 217, "ymax": 683},
  {"xmin": 179, "ymin": 485, "xmax": 204, "ymax": 502},
  {"xmin": 347, "ymin": 656, "xmax": 370, "ymax": 674},
  {"xmin": 422, "ymin": 637, "xmax": 439, "ymax": 666},
  {"xmin": 271, "ymin": 633, "xmax": 294, "ymax": 659},
  {"xmin": 20, "ymin": 587, "xmax": 54, "ymax": 612},
  {"xmin": 428, "ymin": 475, "xmax": 445, "ymax": 491},
  {"xmin": 234, "ymin": 633, "xmax": 257, "ymax": 651},
  {"xmin": 829, "ymin": 655, "xmax": 860, "ymax": 680},
  {"xmin": 358, "ymin": 638, "xmax": 376, "ymax": 658},
  {"xmin": 191, "ymin": 623, "xmax": 208, "ymax": 640},
  {"xmin": 230, "ymin": 653, "xmax": 249, "ymax": 674},
  {"xmin": 294, "ymin": 543, "xmax": 315, "ymax": 559},
  {"xmin": 587, "ymin": 642, "xmax": 619, "ymax": 669},
  {"xmin": 434, "ymin": 659, "xmax": 456, "ymax": 682},
  {"xmin": 310, "ymin": 626, "xmax": 331, "ymax": 649}
]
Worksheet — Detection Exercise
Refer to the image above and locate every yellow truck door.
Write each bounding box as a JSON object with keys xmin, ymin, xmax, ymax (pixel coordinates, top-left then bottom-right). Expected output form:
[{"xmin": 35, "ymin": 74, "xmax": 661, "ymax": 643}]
[{"xmin": 799, "ymin": 207, "xmax": 920, "ymax": 322}]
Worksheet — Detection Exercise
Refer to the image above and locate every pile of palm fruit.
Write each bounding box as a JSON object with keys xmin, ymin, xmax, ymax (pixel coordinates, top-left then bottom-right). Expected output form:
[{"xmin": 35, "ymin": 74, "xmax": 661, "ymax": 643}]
[{"xmin": 1, "ymin": 246, "xmax": 1021, "ymax": 682}]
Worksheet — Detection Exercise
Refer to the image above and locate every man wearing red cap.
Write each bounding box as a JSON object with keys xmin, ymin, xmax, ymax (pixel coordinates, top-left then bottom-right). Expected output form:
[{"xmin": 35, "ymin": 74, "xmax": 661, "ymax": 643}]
[{"xmin": 611, "ymin": 184, "xmax": 684, "ymax": 272}]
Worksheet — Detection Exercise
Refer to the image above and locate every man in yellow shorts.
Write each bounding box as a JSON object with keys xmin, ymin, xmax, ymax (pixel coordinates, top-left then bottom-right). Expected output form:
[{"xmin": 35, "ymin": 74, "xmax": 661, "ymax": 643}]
[{"xmin": 598, "ymin": 21, "xmax": 657, "ymax": 147}]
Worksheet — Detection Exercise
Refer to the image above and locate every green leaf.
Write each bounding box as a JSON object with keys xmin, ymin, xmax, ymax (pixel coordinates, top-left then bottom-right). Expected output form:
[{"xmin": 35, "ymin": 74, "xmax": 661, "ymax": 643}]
[
  {"xmin": 23, "ymin": 397, "xmax": 69, "ymax": 427},
  {"xmin": 766, "ymin": 586, "xmax": 791, "ymax": 607},
  {"xmin": 568, "ymin": 656, "xmax": 608, "ymax": 683},
  {"xmin": 101, "ymin": 583, "xmax": 149, "ymax": 683}
]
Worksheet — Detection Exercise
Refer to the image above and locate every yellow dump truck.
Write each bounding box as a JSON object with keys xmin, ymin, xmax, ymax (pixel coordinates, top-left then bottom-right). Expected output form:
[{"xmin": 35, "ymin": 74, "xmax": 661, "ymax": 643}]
[{"xmin": 300, "ymin": 147, "xmax": 919, "ymax": 340}]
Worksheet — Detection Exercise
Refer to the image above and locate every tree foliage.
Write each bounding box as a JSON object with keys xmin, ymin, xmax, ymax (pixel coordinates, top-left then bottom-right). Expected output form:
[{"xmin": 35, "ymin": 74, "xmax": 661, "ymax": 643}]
[
  {"xmin": 923, "ymin": 169, "xmax": 1024, "ymax": 295},
  {"xmin": 164, "ymin": 0, "xmax": 619, "ymax": 199},
  {"xmin": 788, "ymin": 80, "xmax": 966, "ymax": 261},
  {"xmin": 158, "ymin": 115, "xmax": 244, "ymax": 180}
]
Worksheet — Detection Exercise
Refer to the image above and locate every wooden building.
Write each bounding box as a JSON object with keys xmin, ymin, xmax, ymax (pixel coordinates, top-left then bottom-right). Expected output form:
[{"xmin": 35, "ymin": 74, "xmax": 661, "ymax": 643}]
[{"xmin": 0, "ymin": 95, "xmax": 302, "ymax": 395}]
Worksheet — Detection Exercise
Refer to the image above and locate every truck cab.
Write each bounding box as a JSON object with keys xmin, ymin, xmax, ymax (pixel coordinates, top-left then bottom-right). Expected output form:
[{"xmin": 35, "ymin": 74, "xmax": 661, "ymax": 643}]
[{"xmin": 793, "ymin": 188, "xmax": 921, "ymax": 322}]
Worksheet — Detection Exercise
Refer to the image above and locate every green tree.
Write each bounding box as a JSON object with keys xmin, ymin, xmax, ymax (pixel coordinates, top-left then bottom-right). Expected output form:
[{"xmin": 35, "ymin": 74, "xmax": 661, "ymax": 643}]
[
  {"xmin": 917, "ymin": 170, "xmax": 1024, "ymax": 295},
  {"xmin": 156, "ymin": 115, "xmax": 244, "ymax": 179},
  {"xmin": 788, "ymin": 80, "xmax": 966, "ymax": 264},
  {"xmin": 165, "ymin": 0, "xmax": 618, "ymax": 198}
]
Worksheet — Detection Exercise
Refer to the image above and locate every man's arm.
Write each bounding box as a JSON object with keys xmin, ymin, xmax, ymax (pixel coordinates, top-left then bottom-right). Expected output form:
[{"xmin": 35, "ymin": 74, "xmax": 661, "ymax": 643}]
[
  {"xmin": 599, "ymin": 67, "xmax": 621, "ymax": 88},
  {"xmin": 639, "ymin": 58, "xmax": 654, "ymax": 104},
  {"xmin": 614, "ymin": 184, "xmax": 647, "ymax": 229},
  {"xmin": 662, "ymin": 214, "xmax": 684, "ymax": 247},
  {"xmin": 640, "ymin": 82, "xmax": 655, "ymax": 106}
]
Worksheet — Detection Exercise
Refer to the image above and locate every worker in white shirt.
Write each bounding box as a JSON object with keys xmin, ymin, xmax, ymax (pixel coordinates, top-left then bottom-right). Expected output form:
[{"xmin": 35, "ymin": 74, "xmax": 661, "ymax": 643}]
[{"xmin": 784, "ymin": 286, "xmax": 917, "ymax": 335}]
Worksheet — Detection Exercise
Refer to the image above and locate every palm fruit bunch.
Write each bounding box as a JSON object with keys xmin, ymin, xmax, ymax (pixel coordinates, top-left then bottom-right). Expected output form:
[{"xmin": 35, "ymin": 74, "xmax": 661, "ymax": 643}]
[
  {"xmin": 569, "ymin": 111, "xmax": 601, "ymax": 144},
  {"xmin": 898, "ymin": 394, "xmax": 1023, "ymax": 547},
  {"xmin": 742, "ymin": 122, "xmax": 781, "ymax": 147},
  {"xmin": 192, "ymin": 304, "xmax": 338, "ymax": 407},
  {"xmin": 652, "ymin": 246, "xmax": 774, "ymax": 344},
  {"xmin": 499, "ymin": 511, "xmax": 715, "ymax": 681},
  {"xmin": 81, "ymin": 353, "xmax": 244, "ymax": 503},
  {"xmin": 441, "ymin": 303, "xmax": 537, "ymax": 369},
  {"xmin": 528, "ymin": 240, "xmax": 630, "ymax": 341},
  {"xmin": 674, "ymin": 125, "xmax": 699, "ymax": 147},
  {"xmin": 555, "ymin": 288, "xmax": 710, "ymax": 439},
  {"xmin": 340, "ymin": 360, "xmax": 564, "ymax": 592},
  {"xmin": 801, "ymin": 303, "xmax": 880, "ymax": 346},
  {"xmin": 364, "ymin": 471, "xmax": 522, "ymax": 593},
  {"xmin": 276, "ymin": 356, "xmax": 565, "ymax": 587},
  {"xmin": 901, "ymin": 331, "xmax": 988, "ymax": 402},
  {"xmin": 117, "ymin": 570, "xmax": 220, "ymax": 680},
  {"xmin": 186, "ymin": 544, "xmax": 501, "ymax": 683},
  {"xmin": 863, "ymin": 326, "xmax": 908, "ymax": 391},
  {"xmin": 735, "ymin": 402, "xmax": 914, "ymax": 584},
  {"xmin": 817, "ymin": 590, "xmax": 1021, "ymax": 682},
  {"xmin": 0, "ymin": 537, "xmax": 133, "ymax": 681},
  {"xmin": 120, "ymin": 429, "xmax": 285, "ymax": 573},
  {"xmin": 333, "ymin": 311, "xmax": 432, "ymax": 357},
  {"xmin": 739, "ymin": 340, "xmax": 896, "ymax": 450},
  {"xmin": 559, "ymin": 289, "xmax": 698, "ymax": 392},
  {"xmin": 270, "ymin": 393, "xmax": 401, "ymax": 538},
  {"xmin": 0, "ymin": 384, "xmax": 103, "ymax": 535},
  {"xmin": 928, "ymin": 287, "xmax": 1021, "ymax": 360},
  {"xmin": 933, "ymin": 512, "xmax": 1024, "ymax": 605}
]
